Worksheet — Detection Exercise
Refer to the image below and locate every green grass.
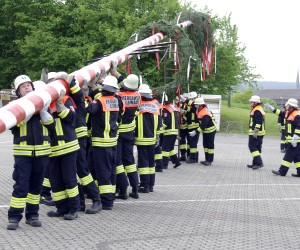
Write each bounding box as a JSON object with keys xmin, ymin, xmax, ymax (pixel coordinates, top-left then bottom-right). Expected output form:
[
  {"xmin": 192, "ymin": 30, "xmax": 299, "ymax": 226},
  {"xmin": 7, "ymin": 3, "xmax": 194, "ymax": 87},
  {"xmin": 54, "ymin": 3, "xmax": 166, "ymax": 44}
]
[{"xmin": 220, "ymin": 101, "xmax": 280, "ymax": 136}]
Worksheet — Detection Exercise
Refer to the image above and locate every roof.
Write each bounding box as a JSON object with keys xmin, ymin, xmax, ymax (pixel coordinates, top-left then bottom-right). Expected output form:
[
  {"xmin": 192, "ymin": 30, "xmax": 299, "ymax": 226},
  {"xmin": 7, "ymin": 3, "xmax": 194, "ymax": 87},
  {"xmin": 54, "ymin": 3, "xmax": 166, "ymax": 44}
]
[{"xmin": 255, "ymin": 89, "xmax": 300, "ymax": 100}]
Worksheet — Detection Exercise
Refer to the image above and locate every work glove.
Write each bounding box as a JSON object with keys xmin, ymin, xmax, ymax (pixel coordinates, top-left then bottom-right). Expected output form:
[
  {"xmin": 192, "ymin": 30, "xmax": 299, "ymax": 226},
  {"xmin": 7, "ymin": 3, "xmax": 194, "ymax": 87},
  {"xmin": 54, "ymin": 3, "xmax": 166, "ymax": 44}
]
[
  {"xmin": 253, "ymin": 128, "xmax": 259, "ymax": 139},
  {"xmin": 277, "ymin": 123, "xmax": 281, "ymax": 131},
  {"xmin": 56, "ymin": 89, "xmax": 67, "ymax": 113},
  {"xmin": 40, "ymin": 68, "xmax": 49, "ymax": 84},
  {"xmin": 264, "ymin": 102, "xmax": 275, "ymax": 112},
  {"xmin": 291, "ymin": 134, "xmax": 299, "ymax": 147},
  {"xmin": 189, "ymin": 130, "xmax": 197, "ymax": 137},
  {"xmin": 180, "ymin": 95, "xmax": 186, "ymax": 102},
  {"xmin": 82, "ymin": 80, "xmax": 89, "ymax": 97},
  {"xmin": 110, "ymin": 59, "xmax": 118, "ymax": 74},
  {"xmin": 39, "ymin": 98, "xmax": 52, "ymax": 123},
  {"xmin": 155, "ymin": 135, "xmax": 160, "ymax": 147},
  {"xmin": 55, "ymin": 71, "xmax": 75, "ymax": 86}
]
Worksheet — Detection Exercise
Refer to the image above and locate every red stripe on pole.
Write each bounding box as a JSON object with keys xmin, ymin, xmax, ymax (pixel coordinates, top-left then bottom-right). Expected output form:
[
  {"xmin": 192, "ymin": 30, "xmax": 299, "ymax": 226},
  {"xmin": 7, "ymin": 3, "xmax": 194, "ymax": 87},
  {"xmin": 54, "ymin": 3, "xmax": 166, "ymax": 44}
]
[
  {"xmin": 0, "ymin": 119, "xmax": 6, "ymax": 133},
  {"xmin": 6, "ymin": 105, "xmax": 26, "ymax": 124}
]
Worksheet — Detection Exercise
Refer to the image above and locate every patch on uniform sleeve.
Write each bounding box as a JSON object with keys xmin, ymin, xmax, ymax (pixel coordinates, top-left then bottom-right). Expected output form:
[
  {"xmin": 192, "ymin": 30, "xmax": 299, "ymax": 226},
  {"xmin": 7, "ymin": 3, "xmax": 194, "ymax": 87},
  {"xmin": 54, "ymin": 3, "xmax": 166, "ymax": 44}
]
[
  {"xmin": 92, "ymin": 100, "xmax": 97, "ymax": 104},
  {"xmin": 70, "ymin": 106, "xmax": 75, "ymax": 112},
  {"xmin": 164, "ymin": 113, "xmax": 168, "ymax": 117}
]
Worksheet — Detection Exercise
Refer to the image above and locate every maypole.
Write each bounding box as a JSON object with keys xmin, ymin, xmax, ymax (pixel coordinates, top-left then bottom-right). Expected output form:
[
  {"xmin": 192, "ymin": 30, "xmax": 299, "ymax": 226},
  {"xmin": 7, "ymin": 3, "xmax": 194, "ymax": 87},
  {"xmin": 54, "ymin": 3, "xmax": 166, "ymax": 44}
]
[{"xmin": 0, "ymin": 21, "xmax": 193, "ymax": 134}]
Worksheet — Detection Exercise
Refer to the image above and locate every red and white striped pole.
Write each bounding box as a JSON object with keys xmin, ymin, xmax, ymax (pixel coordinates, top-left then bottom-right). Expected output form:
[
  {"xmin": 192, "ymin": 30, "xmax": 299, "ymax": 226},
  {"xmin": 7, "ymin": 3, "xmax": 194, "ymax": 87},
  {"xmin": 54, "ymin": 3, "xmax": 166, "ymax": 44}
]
[{"xmin": 0, "ymin": 21, "xmax": 193, "ymax": 134}]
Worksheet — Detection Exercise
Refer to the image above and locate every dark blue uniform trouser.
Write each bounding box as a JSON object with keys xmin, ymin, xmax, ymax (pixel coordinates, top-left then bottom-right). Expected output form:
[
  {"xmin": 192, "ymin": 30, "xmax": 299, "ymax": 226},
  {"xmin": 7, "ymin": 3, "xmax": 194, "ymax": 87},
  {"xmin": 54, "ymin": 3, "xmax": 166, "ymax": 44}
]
[
  {"xmin": 203, "ymin": 132, "xmax": 216, "ymax": 163},
  {"xmin": 116, "ymin": 131, "xmax": 139, "ymax": 189},
  {"xmin": 137, "ymin": 145, "xmax": 155, "ymax": 188},
  {"xmin": 179, "ymin": 128, "xmax": 189, "ymax": 157},
  {"xmin": 77, "ymin": 137, "xmax": 99, "ymax": 202},
  {"xmin": 280, "ymin": 130, "xmax": 287, "ymax": 151},
  {"xmin": 154, "ymin": 144, "xmax": 163, "ymax": 170},
  {"xmin": 187, "ymin": 129, "xmax": 200, "ymax": 160},
  {"xmin": 41, "ymin": 163, "xmax": 51, "ymax": 199},
  {"xmin": 248, "ymin": 135, "xmax": 263, "ymax": 166},
  {"xmin": 8, "ymin": 156, "xmax": 48, "ymax": 221},
  {"xmin": 278, "ymin": 143, "xmax": 300, "ymax": 175},
  {"xmin": 93, "ymin": 146, "xmax": 116, "ymax": 208},
  {"xmin": 162, "ymin": 134, "xmax": 180, "ymax": 168},
  {"xmin": 49, "ymin": 152, "xmax": 80, "ymax": 214}
]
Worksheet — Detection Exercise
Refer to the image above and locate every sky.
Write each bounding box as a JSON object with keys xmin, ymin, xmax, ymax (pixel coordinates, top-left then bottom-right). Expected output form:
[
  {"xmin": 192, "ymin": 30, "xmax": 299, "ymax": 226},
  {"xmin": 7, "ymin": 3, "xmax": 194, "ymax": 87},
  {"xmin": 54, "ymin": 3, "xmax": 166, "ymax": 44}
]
[{"xmin": 189, "ymin": 0, "xmax": 300, "ymax": 83}]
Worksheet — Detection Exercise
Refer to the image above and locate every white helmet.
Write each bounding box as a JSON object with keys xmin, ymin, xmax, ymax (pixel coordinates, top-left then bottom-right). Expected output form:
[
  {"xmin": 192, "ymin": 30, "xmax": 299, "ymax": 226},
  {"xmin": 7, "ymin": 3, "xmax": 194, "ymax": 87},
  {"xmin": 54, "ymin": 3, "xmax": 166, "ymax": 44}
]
[
  {"xmin": 285, "ymin": 98, "xmax": 298, "ymax": 108},
  {"xmin": 194, "ymin": 97, "xmax": 205, "ymax": 105},
  {"xmin": 33, "ymin": 80, "xmax": 47, "ymax": 91},
  {"xmin": 101, "ymin": 75, "xmax": 119, "ymax": 93},
  {"xmin": 48, "ymin": 72, "xmax": 57, "ymax": 81},
  {"xmin": 14, "ymin": 75, "xmax": 32, "ymax": 90},
  {"xmin": 249, "ymin": 95, "xmax": 261, "ymax": 103},
  {"xmin": 163, "ymin": 94, "xmax": 169, "ymax": 103},
  {"xmin": 189, "ymin": 91, "xmax": 197, "ymax": 99},
  {"xmin": 121, "ymin": 74, "xmax": 139, "ymax": 90},
  {"xmin": 138, "ymin": 84, "xmax": 152, "ymax": 98}
]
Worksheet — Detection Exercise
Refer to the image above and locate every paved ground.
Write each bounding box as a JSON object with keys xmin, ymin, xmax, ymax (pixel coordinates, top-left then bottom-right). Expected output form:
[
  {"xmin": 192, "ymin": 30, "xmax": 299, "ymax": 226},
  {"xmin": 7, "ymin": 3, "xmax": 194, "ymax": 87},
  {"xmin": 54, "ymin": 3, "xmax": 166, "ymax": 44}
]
[{"xmin": 0, "ymin": 130, "xmax": 300, "ymax": 250}]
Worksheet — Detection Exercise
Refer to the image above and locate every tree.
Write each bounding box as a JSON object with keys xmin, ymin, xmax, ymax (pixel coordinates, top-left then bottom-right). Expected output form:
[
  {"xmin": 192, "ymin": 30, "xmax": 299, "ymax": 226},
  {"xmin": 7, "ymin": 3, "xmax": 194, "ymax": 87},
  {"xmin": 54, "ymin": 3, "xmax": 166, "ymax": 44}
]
[
  {"xmin": 0, "ymin": 0, "xmax": 182, "ymax": 88},
  {"xmin": 189, "ymin": 11, "xmax": 261, "ymax": 97}
]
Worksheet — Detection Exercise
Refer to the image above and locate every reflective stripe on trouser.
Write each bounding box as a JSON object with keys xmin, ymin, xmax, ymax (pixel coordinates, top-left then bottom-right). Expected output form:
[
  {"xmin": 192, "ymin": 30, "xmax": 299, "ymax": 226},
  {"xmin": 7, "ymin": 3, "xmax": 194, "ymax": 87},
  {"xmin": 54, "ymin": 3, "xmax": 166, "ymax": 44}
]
[
  {"xmin": 179, "ymin": 128, "xmax": 189, "ymax": 156},
  {"xmin": 137, "ymin": 145, "xmax": 155, "ymax": 188},
  {"xmin": 154, "ymin": 144, "xmax": 163, "ymax": 170},
  {"xmin": 77, "ymin": 137, "xmax": 99, "ymax": 201},
  {"xmin": 280, "ymin": 130, "xmax": 287, "ymax": 150},
  {"xmin": 248, "ymin": 135, "xmax": 263, "ymax": 166},
  {"xmin": 116, "ymin": 131, "xmax": 138, "ymax": 188},
  {"xmin": 203, "ymin": 132, "xmax": 216, "ymax": 163},
  {"xmin": 49, "ymin": 152, "xmax": 80, "ymax": 214},
  {"xmin": 162, "ymin": 135, "xmax": 179, "ymax": 167},
  {"xmin": 8, "ymin": 156, "xmax": 48, "ymax": 221},
  {"xmin": 93, "ymin": 146, "xmax": 117, "ymax": 208},
  {"xmin": 187, "ymin": 130, "xmax": 199, "ymax": 160},
  {"xmin": 278, "ymin": 143, "xmax": 300, "ymax": 175}
]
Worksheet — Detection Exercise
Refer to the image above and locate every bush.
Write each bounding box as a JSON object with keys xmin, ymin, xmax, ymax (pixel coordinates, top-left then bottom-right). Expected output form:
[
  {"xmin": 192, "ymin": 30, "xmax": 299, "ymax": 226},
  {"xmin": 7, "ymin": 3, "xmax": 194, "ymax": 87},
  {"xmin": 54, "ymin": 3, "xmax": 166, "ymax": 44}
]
[{"xmin": 231, "ymin": 89, "xmax": 253, "ymax": 104}]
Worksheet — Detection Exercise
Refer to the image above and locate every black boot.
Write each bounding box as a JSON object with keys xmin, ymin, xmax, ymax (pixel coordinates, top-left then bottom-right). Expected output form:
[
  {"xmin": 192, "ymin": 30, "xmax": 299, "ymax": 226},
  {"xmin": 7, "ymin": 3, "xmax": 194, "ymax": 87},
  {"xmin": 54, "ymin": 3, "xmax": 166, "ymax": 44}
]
[
  {"xmin": 85, "ymin": 200, "xmax": 102, "ymax": 214},
  {"xmin": 40, "ymin": 196, "xmax": 55, "ymax": 206},
  {"xmin": 138, "ymin": 185, "xmax": 150, "ymax": 193},
  {"xmin": 129, "ymin": 186, "xmax": 139, "ymax": 199},
  {"xmin": 116, "ymin": 187, "xmax": 128, "ymax": 200},
  {"xmin": 63, "ymin": 212, "xmax": 78, "ymax": 220},
  {"xmin": 26, "ymin": 217, "xmax": 42, "ymax": 227},
  {"xmin": 47, "ymin": 210, "xmax": 65, "ymax": 217},
  {"xmin": 7, "ymin": 219, "xmax": 19, "ymax": 230}
]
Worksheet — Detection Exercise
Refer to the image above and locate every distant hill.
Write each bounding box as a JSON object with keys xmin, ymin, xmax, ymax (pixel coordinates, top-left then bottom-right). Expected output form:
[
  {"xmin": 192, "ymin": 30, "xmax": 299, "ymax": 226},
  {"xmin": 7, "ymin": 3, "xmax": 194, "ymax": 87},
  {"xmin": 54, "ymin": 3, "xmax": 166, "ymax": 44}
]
[
  {"xmin": 257, "ymin": 81, "xmax": 297, "ymax": 90},
  {"xmin": 236, "ymin": 81, "xmax": 297, "ymax": 91}
]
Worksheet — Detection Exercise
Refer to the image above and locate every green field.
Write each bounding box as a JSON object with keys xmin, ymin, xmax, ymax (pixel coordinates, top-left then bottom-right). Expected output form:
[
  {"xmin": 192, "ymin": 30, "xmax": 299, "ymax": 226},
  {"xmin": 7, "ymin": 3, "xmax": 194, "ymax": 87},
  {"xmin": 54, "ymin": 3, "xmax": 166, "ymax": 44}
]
[{"xmin": 220, "ymin": 101, "xmax": 280, "ymax": 136}]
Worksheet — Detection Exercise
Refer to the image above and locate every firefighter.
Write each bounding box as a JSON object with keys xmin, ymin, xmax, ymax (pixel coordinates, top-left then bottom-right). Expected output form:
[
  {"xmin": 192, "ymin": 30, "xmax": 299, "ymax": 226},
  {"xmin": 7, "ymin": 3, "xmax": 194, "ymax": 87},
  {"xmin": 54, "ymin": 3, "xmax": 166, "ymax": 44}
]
[
  {"xmin": 265, "ymin": 99, "xmax": 300, "ymax": 176},
  {"xmin": 181, "ymin": 91, "xmax": 200, "ymax": 163},
  {"xmin": 135, "ymin": 84, "xmax": 162, "ymax": 193},
  {"xmin": 60, "ymin": 74, "xmax": 101, "ymax": 214},
  {"xmin": 264, "ymin": 102, "xmax": 287, "ymax": 153},
  {"xmin": 39, "ymin": 74, "xmax": 57, "ymax": 206},
  {"xmin": 247, "ymin": 95, "xmax": 265, "ymax": 170},
  {"xmin": 190, "ymin": 97, "xmax": 217, "ymax": 166},
  {"xmin": 115, "ymin": 74, "xmax": 141, "ymax": 199},
  {"xmin": 153, "ymin": 96, "xmax": 163, "ymax": 172},
  {"xmin": 278, "ymin": 113, "xmax": 288, "ymax": 153},
  {"xmin": 178, "ymin": 94, "xmax": 189, "ymax": 161},
  {"xmin": 86, "ymin": 75, "xmax": 122, "ymax": 210},
  {"xmin": 7, "ymin": 75, "xmax": 54, "ymax": 230},
  {"xmin": 47, "ymin": 75, "xmax": 81, "ymax": 220},
  {"xmin": 161, "ymin": 94, "xmax": 181, "ymax": 169}
]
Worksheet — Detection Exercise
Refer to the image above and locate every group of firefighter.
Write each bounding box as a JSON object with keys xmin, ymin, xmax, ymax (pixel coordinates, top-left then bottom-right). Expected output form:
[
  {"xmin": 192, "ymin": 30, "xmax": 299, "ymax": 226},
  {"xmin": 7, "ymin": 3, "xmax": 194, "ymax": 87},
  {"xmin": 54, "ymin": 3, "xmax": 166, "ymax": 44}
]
[
  {"xmin": 6, "ymin": 61, "xmax": 217, "ymax": 230},
  {"xmin": 247, "ymin": 95, "xmax": 300, "ymax": 177}
]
